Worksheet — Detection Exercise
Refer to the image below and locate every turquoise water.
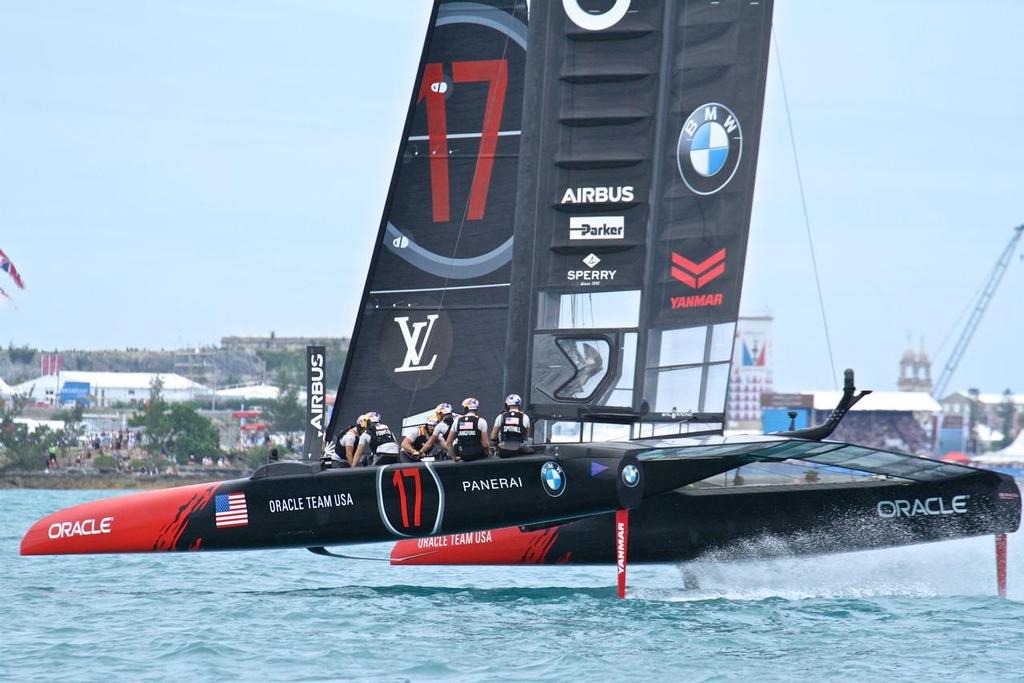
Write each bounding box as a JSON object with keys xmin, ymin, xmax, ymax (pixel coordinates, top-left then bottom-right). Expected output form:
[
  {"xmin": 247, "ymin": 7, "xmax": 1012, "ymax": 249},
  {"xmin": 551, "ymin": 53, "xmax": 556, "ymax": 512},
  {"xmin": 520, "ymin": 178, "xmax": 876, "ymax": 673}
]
[{"xmin": 4, "ymin": 489, "xmax": 1024, "ymax": 681}]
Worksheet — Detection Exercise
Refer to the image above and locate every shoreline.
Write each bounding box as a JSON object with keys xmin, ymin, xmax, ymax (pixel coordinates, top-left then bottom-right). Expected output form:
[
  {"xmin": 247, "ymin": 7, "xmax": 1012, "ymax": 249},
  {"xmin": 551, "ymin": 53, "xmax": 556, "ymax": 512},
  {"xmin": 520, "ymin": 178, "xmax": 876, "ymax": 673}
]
[{"xmin": 0, "ymin": 471, "xmax": 246, "ymax": 490}]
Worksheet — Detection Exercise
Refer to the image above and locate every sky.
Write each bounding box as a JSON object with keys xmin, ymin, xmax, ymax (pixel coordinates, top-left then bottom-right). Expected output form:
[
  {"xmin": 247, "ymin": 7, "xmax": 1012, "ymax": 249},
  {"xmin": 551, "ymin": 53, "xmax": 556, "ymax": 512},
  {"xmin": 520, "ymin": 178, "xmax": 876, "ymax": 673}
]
[{"xmin": 1, "ymin": 0, "xmax": 1022, "ymax": 395}]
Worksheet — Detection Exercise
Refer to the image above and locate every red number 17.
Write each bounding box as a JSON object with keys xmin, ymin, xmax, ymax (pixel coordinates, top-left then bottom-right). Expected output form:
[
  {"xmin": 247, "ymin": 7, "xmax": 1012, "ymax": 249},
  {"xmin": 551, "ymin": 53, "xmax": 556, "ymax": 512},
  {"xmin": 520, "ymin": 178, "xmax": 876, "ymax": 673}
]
[
  {"xmin": 392, "ymin": 468, "xmax": 423, "ymax": 529},
  {"xmin": 417, "ymin": 59, "xmax": 509, "ymax": 223}
]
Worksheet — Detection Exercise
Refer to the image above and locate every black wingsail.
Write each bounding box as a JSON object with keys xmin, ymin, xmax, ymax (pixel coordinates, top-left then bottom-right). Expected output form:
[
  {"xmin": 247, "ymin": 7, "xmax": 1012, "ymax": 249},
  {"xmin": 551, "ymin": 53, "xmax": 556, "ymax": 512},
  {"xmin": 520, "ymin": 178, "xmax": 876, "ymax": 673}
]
[
  {"xmin": 505, "ymin": 0, "xmax": 774, "ymax": 440},
  {"xmin": 328, "ymin": 0, "xmax": 530, "ymax": 441}
]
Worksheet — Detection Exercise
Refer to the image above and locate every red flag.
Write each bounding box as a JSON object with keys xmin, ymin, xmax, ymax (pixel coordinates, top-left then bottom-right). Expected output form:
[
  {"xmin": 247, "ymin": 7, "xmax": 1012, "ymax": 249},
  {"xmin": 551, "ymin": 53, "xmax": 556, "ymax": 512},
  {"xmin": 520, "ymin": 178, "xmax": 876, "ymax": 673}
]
[{"xmin": 0, "ymin": 249, "xmax": 25, "ymax": 289}]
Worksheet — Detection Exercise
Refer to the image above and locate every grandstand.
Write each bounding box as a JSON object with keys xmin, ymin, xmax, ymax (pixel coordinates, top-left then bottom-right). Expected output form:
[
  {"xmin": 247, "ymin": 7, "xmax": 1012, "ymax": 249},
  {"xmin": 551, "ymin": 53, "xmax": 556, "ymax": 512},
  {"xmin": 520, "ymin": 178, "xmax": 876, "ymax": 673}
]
[{"xmin": 762, "ymin": 391, "xmax": 940, "ymax": 457}]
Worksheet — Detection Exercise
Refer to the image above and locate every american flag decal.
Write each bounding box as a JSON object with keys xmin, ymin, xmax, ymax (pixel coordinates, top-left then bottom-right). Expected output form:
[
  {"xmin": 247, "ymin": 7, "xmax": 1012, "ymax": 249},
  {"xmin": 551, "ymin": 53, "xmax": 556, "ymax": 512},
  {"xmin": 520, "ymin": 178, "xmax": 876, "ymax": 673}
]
[{"xmin": 214, "ymin": 493, "xmax": 248, "ymax": 528}]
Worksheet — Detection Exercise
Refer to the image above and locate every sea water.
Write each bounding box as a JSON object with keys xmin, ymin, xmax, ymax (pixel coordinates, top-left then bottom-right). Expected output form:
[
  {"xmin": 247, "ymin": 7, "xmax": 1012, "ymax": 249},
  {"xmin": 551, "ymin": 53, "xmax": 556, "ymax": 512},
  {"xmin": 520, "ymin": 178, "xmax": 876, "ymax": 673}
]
[{"xmin": 4, "ymin": 489, "xmax": 1024, "ymax": 682}]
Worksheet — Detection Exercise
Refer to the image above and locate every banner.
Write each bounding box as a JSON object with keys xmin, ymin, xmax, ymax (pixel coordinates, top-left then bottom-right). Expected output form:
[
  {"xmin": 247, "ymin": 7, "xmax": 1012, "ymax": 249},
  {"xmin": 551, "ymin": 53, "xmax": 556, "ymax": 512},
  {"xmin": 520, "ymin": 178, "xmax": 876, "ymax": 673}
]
[{"xmin": 303, "ymin": 345, "xmax": 327, "ymax": 459}]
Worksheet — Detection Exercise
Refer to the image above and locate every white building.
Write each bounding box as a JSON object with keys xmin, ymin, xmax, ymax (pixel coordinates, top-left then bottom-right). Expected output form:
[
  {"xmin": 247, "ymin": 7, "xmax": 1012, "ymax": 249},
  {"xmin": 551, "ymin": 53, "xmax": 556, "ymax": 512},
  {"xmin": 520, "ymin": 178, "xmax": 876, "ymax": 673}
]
[
  {"xmin": 11, "ymin": 371, "xmax": 208, "ymax": 407},
  {"xmin": 0, "ymin": 377, "xmax": 13, "ymax": 397},
  {"xmin": 214, "ymin": 384, "xmax": 281, "ymax": 402}
]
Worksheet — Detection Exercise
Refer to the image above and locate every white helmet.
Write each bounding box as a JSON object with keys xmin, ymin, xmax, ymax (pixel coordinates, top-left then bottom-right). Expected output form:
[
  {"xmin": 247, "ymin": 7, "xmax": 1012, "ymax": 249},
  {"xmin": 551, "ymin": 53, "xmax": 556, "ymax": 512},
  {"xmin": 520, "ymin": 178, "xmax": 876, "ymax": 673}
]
[
  {"xmin": 365, "ymin": 411, "xmax": 381, "ymax": 424},
  {"xmin": 462, "ymin": 397, "xmax": 480, "ymax": 411},
  {"xmin": 505, "ymin": 393, "xmax": 522, "ymax": 407}
]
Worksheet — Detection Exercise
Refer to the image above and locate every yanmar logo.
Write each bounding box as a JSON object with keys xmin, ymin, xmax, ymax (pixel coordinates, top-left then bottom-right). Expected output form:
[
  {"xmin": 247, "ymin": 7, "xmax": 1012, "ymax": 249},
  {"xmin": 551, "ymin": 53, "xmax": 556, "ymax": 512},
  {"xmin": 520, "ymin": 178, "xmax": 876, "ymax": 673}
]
[
  {"xmin": 876, "ymin": 495, "xmax": 969, "ymax": 518},
  {"xmin": 671, "ymin": 249, "xmax": 725, "ymax": 287},
  {"xmin": 669, "ymin": 249, "xmax": 726, "ymax": 310}
]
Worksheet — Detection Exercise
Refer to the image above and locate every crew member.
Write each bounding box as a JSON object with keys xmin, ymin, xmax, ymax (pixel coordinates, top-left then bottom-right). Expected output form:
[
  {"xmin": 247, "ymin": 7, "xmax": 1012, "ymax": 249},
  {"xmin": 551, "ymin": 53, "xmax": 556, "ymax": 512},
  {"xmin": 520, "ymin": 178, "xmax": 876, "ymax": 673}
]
[
  {"xmin": 352, "ymin": 411, "xmax": 401, "ymax": 466},
  {"xmin": 490, "ymin": 393, "xmax": 531, "ymax": 457},
  {"xmin": 401, "ymin": 415, "xmax": 443, "ymax": 463},
  {"xmin": 446, "ymin": 397, "xmax": 490, "ymax": 462},
  {"xmin": 336, "ymin": 417, "xmax": 363, "ymax": 467},
  {"xmin": 416, "ymin": 403, "xmax": 456, "ymax": 458}
]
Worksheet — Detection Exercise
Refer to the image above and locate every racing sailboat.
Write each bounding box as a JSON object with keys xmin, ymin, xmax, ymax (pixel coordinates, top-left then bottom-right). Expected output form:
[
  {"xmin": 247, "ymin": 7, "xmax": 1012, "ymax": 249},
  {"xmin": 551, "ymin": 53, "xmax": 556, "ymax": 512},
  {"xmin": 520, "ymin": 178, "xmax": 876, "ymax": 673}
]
[{"xmin": 21, "ymin": 0, "xmax": 1020, "ymax": 595}]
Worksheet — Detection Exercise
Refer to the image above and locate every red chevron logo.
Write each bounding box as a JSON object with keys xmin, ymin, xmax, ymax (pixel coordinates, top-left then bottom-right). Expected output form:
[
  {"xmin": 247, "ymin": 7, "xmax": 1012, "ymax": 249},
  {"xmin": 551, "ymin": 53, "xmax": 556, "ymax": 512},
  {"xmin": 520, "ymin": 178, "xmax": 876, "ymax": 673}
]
[{"xmin": 670, "ymin": 248, "xmax": 726, "ymax": 288}]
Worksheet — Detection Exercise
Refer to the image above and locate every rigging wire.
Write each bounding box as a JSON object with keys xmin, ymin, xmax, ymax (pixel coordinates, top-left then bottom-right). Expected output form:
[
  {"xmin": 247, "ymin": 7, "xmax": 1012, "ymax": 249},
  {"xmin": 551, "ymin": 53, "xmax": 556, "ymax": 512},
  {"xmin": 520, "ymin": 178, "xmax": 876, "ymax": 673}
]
[{"xmin": 772, "ymin": 29, "xmax": 838, "ymax": 391}]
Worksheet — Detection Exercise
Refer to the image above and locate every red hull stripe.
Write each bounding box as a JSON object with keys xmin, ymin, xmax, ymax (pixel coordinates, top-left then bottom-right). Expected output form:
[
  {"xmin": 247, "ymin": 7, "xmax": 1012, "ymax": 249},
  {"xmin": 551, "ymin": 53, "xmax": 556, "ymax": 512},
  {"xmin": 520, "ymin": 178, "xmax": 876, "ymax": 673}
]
[
  {"xmin": 20, "ymin": 482, "xmax": 218, "ymax": 555},
  {"xmin": 390, "ymin": 526, "xmax": 563, "ymax": 565}
]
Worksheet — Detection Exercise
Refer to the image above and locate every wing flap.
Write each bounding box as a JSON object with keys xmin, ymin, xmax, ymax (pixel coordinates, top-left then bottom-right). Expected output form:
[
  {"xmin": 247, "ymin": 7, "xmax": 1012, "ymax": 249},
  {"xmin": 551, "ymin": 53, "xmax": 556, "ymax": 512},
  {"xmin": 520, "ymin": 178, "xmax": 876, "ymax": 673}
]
[{"xmin": 635, "ymin": 437, "xmax": 981, "ymax": 483}]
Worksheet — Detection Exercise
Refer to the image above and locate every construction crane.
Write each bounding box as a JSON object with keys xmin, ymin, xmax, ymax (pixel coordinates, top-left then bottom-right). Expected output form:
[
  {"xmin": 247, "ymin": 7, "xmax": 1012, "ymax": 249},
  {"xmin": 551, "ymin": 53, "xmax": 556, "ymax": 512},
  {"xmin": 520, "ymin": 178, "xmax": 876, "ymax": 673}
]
[{"xmin": 932, "ymin": 224, "xmax": 1024, "ymax": 399}]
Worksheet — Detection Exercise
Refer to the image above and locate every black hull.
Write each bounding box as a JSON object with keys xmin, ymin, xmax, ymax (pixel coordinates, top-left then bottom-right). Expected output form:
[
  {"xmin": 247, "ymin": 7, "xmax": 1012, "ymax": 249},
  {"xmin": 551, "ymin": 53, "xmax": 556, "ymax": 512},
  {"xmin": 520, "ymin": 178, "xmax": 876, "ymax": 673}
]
[{"xmin": 390, "ymin": 470, "xmax": 1021, "ymax": 564}]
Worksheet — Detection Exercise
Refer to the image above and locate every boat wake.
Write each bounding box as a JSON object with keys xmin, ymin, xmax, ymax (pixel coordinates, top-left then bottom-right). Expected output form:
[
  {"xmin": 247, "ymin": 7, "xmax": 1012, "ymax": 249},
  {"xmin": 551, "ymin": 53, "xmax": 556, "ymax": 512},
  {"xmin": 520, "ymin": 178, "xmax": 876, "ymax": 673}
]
[{"xmin": 648, "ymin": 531, "xmax": 1021, "ymax": 602}]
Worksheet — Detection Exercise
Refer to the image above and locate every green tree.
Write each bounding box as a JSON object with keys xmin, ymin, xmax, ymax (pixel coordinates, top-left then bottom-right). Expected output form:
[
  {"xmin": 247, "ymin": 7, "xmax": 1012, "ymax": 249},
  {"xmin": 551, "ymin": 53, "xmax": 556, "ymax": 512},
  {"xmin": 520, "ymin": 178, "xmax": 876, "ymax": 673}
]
[
  {"xmin": 266, "ymin": 370, "xmax": 304, "ymax": 432},
  {"xmin": 129, "ymin": 377, "xmax": 221, "ymax": 460},
  {"xmin": 997, "ymin": 389, "xmax": 1016, "ymax": 449},
  {"xmin": 0, "ymin": 396, "xmax": 64, "ymax": 470}
]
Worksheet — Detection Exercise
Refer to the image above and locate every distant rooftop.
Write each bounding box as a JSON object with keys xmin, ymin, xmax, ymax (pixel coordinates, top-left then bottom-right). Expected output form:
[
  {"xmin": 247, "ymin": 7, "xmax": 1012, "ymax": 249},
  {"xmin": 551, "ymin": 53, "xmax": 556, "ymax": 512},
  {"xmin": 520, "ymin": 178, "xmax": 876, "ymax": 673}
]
[
  {"xmin": 12, "ymin": 371, "xmax": 207, "ymax": 392},
  {"xmin": 221, "ymin": 333, "xmax": 348, "ymax": 353},
  {"xmin": 941, "ymin": 391, "xmax": 1024, "ymax": 406}
]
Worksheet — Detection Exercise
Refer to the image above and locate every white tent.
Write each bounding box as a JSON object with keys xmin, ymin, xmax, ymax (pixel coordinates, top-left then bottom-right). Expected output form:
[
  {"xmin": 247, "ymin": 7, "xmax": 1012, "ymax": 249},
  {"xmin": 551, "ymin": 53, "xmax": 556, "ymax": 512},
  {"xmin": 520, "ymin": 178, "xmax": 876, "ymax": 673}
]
[
  {"xmin": 997, "ymin": 431, "xmax": 1024, "ymax": 458},
  {"xmin": 215, "ymin": 384, "xmax": 281, "ymax": 401},
  {"xmin": 971, "ymin": 431, "xmax": 1024, "ymax": 465},
  {"xmin": 0, "ymin": 377, "xmax": 13, "ymax": 397}
]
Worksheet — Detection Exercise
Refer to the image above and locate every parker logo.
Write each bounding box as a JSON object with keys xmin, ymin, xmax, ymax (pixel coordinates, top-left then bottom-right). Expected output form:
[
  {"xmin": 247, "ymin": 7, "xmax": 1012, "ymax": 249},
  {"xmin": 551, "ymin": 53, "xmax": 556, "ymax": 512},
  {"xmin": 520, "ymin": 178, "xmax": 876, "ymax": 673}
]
[
  {"xmin": 876, "ymin": 495, "xmax": 969, "ymax": 518},
  {"xmin": 570, "ymin": 216, "xmax": 625, "ymax": 240},
  {"xmin": 393, "ymin": 315, "xmax": 439, "ymax": 373},
  {"xmin": 568, "ymin": 253, "xmax": 616, "ymax": 284},
  {"xmin": 561, "ymin": 186, "xmax": 634, "ymax": 204},
  {"xmin": 563, "ymin": 0, "xmax": 631, "ymax": 31},
  {"xmin": 671, "ymin": 249, "xmax": 725, "ymax": 288}
]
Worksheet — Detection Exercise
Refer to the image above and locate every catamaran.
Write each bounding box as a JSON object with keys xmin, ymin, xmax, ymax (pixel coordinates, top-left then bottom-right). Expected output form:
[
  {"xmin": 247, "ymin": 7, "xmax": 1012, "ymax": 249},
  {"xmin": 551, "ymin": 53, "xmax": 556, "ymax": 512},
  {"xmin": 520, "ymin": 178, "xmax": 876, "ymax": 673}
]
[{"xmin": 21, "ymin": 0, "xmax": 1019, "ymax": 597}]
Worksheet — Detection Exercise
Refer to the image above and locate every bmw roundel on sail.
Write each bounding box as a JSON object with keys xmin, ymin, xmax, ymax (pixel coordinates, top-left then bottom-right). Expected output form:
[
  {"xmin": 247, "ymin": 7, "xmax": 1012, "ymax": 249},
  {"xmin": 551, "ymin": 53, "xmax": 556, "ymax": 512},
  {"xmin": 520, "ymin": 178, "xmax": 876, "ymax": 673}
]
[{"xmin": 677, "ymin": 103, "xmax": 743, "ymax": 196}]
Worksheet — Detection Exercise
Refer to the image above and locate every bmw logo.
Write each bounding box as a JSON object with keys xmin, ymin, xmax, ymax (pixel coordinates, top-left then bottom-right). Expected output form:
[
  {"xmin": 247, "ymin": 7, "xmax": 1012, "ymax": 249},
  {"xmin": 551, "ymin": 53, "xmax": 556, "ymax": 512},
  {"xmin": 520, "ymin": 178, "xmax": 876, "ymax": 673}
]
[
  {"xmin": 621, "ymin": 464, "xmax": 640, "ymax": 488},
  {"xmin": 540, "ymin": 462, "xmax": 566, "ymax": 497},
  {"xmin": 676, "ymin": 102, "xmax": 743, "ymax": 196}
]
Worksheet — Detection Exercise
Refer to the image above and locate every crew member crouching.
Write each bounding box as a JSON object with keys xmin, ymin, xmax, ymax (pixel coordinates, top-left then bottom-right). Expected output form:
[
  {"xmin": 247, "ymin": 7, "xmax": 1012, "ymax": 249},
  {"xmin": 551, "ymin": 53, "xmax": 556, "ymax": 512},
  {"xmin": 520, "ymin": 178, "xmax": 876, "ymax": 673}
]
[
  {"xmin": 401, "ymin": 415, "xmax": 446, "ymax": 462},
  {"xmin": 352, "ymin": 411, "xmax": 401, "ymax": 466},
  {"xmin": 337, "ymin": 418, "xmax": 363, "ymax": 467},
  {"xmin": 491, "ymin": 393, "xmax": 531, "ymax": 458},
  {"xmin": 416, "ymin": 402, "xmax": 456, "ymax": 459},
  {"xmin": 446, "ymin": 397, "xmax": 490, "ymax": 462}
]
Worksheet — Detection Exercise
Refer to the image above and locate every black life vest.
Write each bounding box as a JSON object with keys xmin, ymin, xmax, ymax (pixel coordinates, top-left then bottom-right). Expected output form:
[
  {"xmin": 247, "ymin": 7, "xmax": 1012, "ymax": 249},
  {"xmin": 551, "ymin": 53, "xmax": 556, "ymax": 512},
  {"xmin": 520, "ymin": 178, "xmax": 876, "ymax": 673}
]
[
  {"xmin": 333, "ymin": 426, "xmax": 359, "ymax": 455},
  {"xmin": 455, "ymin": 414, "xmax": 483, "ymax": 455},
  {"xmin": 438, "ymin": 414, "xmax": 455, "ymax": 436},
  {"xmin": 368, "ymin": 423, "xmax": 396, "ymax": 453},
  {"xmin": 499, "ymin": 410, "xmax": 526, "ymax": 444},
  {"xmin": 411, "ymin": 426, "xmax": 430, "ymax": 451}
]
